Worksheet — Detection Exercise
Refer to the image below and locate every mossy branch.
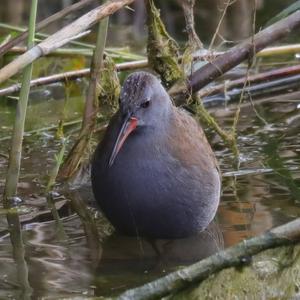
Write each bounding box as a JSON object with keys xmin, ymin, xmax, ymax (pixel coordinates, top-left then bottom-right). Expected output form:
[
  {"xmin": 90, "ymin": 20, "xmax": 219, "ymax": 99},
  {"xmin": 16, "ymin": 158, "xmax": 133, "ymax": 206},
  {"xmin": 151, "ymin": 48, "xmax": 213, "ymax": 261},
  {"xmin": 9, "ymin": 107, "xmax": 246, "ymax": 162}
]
[{"xmin": 145, "ymin": 0, "xmax": 183, "ymax": 87}]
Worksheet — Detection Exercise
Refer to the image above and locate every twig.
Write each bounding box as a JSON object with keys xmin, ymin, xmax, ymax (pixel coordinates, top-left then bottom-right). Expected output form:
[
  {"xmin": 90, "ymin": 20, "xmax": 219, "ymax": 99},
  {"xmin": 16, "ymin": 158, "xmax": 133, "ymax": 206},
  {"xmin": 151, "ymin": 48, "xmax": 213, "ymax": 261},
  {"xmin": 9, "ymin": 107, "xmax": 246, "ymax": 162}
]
[
  {"xmin": 0, "ymin": 0, "xmax": 135, "ymax": 85},
  {"xmin": 209, "ymin": 0, "xmax": 235, "ymax": 50},
  {"xmin": 117, "ymin": 218, "xmax": 300, "ymax": 300}
]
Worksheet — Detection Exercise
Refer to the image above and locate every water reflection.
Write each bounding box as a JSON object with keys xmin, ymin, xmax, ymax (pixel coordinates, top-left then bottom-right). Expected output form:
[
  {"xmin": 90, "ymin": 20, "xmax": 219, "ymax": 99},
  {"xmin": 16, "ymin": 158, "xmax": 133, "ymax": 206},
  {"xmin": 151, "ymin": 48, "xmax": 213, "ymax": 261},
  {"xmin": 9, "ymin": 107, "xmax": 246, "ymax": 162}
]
[
  {"xmin": 94, "ymin": 222, "xmax": 223, "ymax": 296},
  {"xmin": 0, "ymin": 212, "xmax": 223, "ymax": 298}
]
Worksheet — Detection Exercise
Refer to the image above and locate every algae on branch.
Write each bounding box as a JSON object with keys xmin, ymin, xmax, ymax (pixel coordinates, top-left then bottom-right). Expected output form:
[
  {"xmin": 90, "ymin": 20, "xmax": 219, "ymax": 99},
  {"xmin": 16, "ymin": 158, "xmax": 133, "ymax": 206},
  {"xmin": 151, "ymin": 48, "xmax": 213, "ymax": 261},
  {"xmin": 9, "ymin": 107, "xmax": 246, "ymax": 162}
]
[
  {"xmin": 97, "ymin": 56, "xmax": 120, "ymax": 120},
  {"xmin": 146, "ymin": 0, "xmax": 183, "ymax": 87}
]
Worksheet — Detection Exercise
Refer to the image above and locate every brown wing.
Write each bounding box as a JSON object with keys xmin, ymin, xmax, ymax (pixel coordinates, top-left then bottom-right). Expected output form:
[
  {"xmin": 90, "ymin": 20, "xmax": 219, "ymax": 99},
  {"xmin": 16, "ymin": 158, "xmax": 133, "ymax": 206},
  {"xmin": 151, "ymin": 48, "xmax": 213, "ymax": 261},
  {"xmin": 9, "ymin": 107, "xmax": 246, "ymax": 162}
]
[{"xmin": 166, "ymin": 107, "xmax": 220, "ymax": 175}]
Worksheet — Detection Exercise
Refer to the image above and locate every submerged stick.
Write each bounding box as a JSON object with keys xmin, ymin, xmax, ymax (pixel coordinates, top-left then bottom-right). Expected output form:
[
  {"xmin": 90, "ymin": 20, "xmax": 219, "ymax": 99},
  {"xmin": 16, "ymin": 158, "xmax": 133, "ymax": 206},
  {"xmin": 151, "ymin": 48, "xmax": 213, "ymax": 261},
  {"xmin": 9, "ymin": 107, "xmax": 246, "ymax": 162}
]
[
  {"xmin": 0, "ymin": 0, "xmax": 96, "ymax": 58},
  {"xmin": 118, "ymin": 218, "xmax": 300, "ymax": 300},
  {"xmin": 0, "ymin": 0, "xmax": 134, "ymax": 85}
]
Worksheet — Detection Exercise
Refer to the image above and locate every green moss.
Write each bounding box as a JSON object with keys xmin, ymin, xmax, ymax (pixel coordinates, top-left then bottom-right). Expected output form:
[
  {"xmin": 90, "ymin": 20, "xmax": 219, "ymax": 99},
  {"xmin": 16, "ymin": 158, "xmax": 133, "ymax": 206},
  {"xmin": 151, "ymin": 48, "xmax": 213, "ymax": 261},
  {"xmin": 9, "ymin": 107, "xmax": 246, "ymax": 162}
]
[
  {"xmin": 146, "ymin": 0, "xmax": 183, "ymax": 88},
  {"xmin": 97, "ymin": 56, "xmax": 120, "ymax": 120}
]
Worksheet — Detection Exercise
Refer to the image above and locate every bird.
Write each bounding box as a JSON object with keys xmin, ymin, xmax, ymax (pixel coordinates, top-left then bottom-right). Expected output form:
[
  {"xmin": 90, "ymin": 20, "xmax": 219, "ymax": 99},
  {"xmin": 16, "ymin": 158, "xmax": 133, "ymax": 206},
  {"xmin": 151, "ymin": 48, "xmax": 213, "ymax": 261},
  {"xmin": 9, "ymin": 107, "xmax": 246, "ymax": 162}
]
[{"xmin": 91, "ymin": 71, "xmax": 221, "ymax": 239}]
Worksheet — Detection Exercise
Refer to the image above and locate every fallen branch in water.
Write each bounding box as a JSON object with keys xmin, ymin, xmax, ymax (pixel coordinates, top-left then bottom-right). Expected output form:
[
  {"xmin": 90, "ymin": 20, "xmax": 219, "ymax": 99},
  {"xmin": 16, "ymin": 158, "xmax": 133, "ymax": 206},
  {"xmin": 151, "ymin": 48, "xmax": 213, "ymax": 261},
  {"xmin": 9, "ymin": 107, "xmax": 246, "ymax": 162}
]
[
  {"xmin": 0, "ymin": 0, "xmax": 96, "ymax": 58},
  {"xmin": 0, "ymin": 0, "xmax": 135, "ymax": 84},
  {"xmin": 117, "ymin": 218, "xmax": 300, "ymax": 300},
  {"xmin": 170, "ymin": 10, "xmax": 300, "ymax": 105}
]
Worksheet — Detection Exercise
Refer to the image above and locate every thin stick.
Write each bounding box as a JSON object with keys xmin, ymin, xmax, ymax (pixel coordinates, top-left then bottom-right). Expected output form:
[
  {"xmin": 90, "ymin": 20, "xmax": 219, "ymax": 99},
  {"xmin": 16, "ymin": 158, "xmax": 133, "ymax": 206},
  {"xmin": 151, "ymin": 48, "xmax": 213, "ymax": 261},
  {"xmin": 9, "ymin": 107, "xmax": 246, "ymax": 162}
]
[
  {"xmin": 0, "ymin": 0, "xmax": 96, "ymax": 58},
  {"xmin": 0, "ymin": 0, "xmax": 134, "ymax": 85},
  {"xmin": 209, "ymin": 0, "xmax": 235, "ymax": 50}
]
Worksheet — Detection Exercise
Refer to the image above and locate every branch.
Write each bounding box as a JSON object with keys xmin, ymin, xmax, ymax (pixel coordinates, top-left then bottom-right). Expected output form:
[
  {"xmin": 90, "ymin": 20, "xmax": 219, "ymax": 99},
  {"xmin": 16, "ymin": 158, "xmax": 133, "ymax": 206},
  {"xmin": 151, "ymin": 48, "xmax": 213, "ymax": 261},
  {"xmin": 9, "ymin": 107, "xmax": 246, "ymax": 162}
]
[
  {"xmin": 117, "ymin": 218, "xmax": 300, "ymax": 300},
  {"xmin": 170, "ymin": 11, "xmax": 300, "ymax": 104},
  {"xmin": 0, "ymin": 0, "xmax": 134, "ymax": 85}
]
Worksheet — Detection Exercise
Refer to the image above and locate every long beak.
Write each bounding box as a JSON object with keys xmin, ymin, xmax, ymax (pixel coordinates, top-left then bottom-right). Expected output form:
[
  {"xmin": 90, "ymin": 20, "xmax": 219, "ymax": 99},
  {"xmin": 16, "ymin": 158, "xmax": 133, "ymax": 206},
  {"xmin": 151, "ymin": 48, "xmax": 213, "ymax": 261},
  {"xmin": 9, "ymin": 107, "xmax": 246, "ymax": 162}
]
[{"xmin": 108, "ymin": 115, "xmax": 138, "ymax": 167}]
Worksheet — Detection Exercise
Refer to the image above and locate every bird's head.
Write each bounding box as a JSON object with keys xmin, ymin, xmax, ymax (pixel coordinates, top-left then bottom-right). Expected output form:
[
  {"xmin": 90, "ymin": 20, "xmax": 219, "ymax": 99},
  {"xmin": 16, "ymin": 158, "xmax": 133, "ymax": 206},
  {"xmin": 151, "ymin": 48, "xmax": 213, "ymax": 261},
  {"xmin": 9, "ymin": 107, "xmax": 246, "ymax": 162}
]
[{"xmin": 108, "ymin": 71, "xmax": 172, "ymax": 167}]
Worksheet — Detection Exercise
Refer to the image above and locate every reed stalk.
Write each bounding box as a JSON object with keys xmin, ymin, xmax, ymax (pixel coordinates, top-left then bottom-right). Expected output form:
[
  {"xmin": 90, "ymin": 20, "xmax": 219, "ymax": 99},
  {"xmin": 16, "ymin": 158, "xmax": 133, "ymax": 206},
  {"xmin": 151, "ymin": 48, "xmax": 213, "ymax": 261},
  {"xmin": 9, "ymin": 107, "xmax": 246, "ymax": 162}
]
[
  {"xmin": 2, "ymin": 1, "xmax": 38, "ymax": 298},
  {"xmin": 3, "ymin": 0, "xmax": 38, "ymax": 207},
  {"xmin": 60, "ymin": 13, "xmax": 109, "ymax": 178}
]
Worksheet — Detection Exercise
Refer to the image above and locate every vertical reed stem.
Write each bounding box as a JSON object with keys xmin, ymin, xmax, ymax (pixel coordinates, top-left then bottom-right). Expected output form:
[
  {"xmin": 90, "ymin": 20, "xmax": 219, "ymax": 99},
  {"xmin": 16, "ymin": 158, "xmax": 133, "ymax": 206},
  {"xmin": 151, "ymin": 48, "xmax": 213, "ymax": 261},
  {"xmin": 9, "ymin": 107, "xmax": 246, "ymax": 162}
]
[
  {"xmin": 3, "ymin": 1, "xmax": 38, "ymax": 298},
  {"xmin": 3, "ymin": 0, "xmax": 38, "ymax": 206},
  {"xmin": 60, "ymin": 12, "xmax": 109, "ymax": 178}
]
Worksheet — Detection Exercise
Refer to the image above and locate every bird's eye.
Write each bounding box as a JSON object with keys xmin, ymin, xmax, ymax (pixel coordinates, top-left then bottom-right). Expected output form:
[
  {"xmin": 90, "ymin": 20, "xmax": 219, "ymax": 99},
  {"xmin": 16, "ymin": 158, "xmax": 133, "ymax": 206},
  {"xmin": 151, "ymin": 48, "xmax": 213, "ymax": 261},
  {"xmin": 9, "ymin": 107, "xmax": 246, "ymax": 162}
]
[{"xmin": 141, "ymin": 100, "xmax": 150, "ymax": 108}]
